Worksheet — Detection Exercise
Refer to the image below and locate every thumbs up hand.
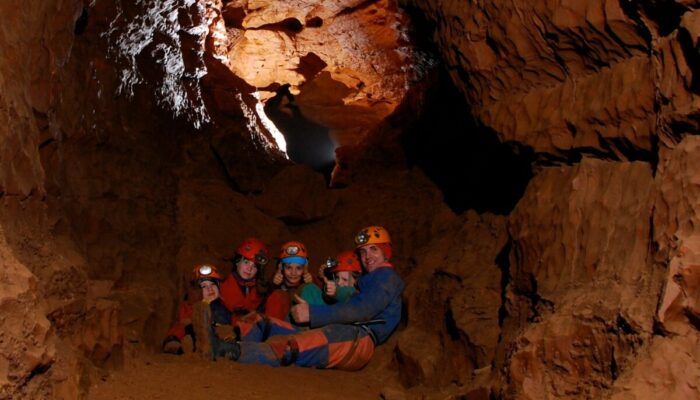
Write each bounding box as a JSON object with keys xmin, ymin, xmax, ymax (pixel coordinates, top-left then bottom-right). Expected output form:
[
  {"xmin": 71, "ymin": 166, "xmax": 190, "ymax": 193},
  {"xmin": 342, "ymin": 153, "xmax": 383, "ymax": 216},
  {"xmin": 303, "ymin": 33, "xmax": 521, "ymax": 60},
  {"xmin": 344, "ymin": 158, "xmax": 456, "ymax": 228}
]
[{"xmin": 291, "ymin": 294, "xmax": 310, "ymax": 323}]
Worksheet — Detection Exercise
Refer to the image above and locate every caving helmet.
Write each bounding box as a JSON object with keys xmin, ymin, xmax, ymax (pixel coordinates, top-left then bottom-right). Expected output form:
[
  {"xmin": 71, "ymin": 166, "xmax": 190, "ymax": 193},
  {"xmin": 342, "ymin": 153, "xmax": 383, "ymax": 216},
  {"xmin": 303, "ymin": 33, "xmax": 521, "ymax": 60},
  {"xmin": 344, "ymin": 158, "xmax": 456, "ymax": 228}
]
[
  {"xmin": 279, "ymin": 240, "xmax": 309, "ymax": 265},
  {"xmin": 191, "ymin": 264, "xmax": 222, "ymax": 284},
  {"xmin": 354, "ymin": 225, "xmax": 392, "ymax": 260},
  {"xmin": 326, "ymin": 250, "xmax": 361, "ymax": 274},
  {"xmin": 235, "ymin": 237, "xmax": 270, "ymax": 266}
]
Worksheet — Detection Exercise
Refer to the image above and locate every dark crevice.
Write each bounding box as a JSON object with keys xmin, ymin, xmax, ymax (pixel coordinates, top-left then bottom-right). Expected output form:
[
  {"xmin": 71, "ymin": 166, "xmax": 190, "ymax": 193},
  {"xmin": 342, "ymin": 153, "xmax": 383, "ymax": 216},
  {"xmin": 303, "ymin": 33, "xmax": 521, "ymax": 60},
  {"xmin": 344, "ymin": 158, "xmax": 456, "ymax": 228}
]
[
  {"xmin": 444, "ymin": 307, "xmax": 461, "ymax": 341},
  {"xmin": 652, "ymin": 319, "xmax": 670, "ymax": 336},
  {"xmin": 496, "ymin": 238, "xmax": 512, "ymax": 327},
  {"xmin": 222, "ymin": 6, "xmax": 245, "ymax": 29},
  {"xmin": 618, "ymin": 0, "xmax": 653, "ymax": 49},
  {"xmin": 611, "ymin": 349, "xmax": 619, "ymax": 380},
  {"xmin": 305, "ymin": 16, "xmax": 323, "ymax": 28},
  {"xmin": 433, "ymin": 270, "xmax": 463, "ymax": 283},
  {"xmin": 399, "ymin": 67, "xmax": 534, "ymax": 215},
  {"xmin": 21, "ymin": 363, "xmax": 53, "ymax": 389},
  {"xmin": 74, "ymin": 7, "xmax": 89, "ymax": 35},
  {"xmin": 253, "ymin": 18, "xmax": 303, "ymax": 34},
  {"xmin": 684, "ymin": 308, "xmax": 700, "ymax": 331},
  {"xmin": 641, "ymin": 1, "xmax": 689, "ymax": 37},
  {"xmin": 677, "ymin": 27, "xmax": 700, "ymax": 94},
  {"xmin": 516, "ymin": 274, "xmax": 554, "ymax": 323},
  {"xmin": 616, "ymin": 314, "xmax": 639, "ymax": 335},
  {"xmin": 39, "ymin": 138, "xmax": 56, "ymax": 150}
]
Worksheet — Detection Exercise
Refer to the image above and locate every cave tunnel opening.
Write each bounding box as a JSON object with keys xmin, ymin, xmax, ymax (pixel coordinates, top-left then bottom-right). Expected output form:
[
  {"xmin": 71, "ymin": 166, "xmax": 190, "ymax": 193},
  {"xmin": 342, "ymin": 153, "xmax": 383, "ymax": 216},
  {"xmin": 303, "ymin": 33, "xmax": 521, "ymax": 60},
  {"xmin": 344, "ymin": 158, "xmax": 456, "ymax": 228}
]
[
  {"xmin": 263, "ymin": 85, "xmax": 337, "ymax": 180},
  {"xmin": 400, "ymin": 68, "xmax": 534, "ymax": 215},
  {"xmin": 399, "ymin": 5, "xmax": 535, "ymax": 216}
]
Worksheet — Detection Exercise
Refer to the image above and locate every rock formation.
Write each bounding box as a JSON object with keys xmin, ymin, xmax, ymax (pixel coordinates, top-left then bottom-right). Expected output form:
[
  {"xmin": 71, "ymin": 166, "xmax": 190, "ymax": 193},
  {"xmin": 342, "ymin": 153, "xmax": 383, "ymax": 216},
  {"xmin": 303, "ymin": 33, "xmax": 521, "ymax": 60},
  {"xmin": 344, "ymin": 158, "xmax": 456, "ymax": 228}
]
[{"xmin": 0, "ymin": 0, "xmax": 700, "ymax": 399}]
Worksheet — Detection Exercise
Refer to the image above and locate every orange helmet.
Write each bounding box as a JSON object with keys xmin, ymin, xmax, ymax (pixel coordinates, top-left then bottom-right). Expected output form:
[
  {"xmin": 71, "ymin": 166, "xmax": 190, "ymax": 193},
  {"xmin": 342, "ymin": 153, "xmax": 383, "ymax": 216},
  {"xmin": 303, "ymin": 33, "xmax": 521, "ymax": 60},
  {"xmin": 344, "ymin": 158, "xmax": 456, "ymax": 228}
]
[
  {"xmin": 192, "ymin": 264, "xmax": 222, "ymax": 283},
  {"xmin": 328, "ymin": 251, "xmax": 361, "ymax": 274},
  {"xmin": 279, "ymin": 241, "xmax": 309, "ymax": 265},
  {"xmin": 354, "ymin": 226, "xmax": 391, "ymax": 247},
  {"xmin": 236, "ymin": 238, "xmax": 270, "ymax": 265}
]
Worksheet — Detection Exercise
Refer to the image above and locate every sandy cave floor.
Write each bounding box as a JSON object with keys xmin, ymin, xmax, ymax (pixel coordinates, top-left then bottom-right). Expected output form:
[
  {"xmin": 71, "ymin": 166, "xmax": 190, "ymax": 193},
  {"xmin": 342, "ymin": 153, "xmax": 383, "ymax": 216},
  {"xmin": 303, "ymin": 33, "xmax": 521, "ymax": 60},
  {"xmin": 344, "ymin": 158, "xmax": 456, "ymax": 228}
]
[{"xmin": 87, "ymin": 346, "xmax": 394, "ymax": 400}]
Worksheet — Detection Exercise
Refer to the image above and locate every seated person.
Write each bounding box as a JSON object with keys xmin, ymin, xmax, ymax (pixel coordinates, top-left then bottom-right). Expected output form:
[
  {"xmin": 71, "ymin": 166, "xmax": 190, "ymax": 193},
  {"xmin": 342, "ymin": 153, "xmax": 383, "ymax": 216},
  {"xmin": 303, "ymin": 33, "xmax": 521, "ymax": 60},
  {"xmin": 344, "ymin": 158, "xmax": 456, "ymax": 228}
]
[
  {"xmin": 210, "ymin": 237, "xmax": 270, "ymax": 325},
  {"xmin": 264, "ymin": 241, "xmax": 313, "ymax": 320},
  {"xmin": 299, "ymin": 250, "xmax": 361, "ymax": 305},
  {"xmin": 162, "ymin": 264, "xmax": 221, "ymax": 354},
  {"xmin": 211, "ymin": 225, "xmax": 404, "ymax": 371}
]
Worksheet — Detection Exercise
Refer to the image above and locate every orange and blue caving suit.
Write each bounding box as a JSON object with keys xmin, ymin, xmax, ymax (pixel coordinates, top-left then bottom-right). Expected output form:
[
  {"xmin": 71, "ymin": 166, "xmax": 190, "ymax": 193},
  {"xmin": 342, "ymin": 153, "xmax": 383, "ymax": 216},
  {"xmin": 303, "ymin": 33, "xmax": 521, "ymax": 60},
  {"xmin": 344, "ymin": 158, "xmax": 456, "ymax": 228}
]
[
  {"xmin": 235, "ymin": 282, "xmax": 357, "ymax": 342},
  {"xmin": 234, "ymin": 264, "xmax": 404, "ymax": 370}
]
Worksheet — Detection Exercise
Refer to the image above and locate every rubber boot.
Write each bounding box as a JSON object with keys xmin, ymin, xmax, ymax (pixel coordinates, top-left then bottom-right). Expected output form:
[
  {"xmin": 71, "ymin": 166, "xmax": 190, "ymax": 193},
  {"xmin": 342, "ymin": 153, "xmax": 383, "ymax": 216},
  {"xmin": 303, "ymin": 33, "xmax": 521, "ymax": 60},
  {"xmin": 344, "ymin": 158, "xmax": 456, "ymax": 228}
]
[{"xmin": 162, "ymin": 336, "xmax": 184, "ymax": 355}]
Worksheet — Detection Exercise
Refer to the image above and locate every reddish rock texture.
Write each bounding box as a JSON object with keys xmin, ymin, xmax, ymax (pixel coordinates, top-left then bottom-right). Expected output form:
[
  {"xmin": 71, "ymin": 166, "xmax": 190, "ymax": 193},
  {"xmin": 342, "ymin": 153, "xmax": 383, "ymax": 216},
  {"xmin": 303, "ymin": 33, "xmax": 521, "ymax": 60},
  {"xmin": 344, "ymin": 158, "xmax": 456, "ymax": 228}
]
[
  {"xmin": 402, "ymin": 0, "xmax": 699, "ymax": 159},
  {"xmin": 215, "ymin": 0, "xmax": 417, "ymax": 146},
  {"xmin": 2, "ymin": 0, "xmax": 700, "ymax": 399}
]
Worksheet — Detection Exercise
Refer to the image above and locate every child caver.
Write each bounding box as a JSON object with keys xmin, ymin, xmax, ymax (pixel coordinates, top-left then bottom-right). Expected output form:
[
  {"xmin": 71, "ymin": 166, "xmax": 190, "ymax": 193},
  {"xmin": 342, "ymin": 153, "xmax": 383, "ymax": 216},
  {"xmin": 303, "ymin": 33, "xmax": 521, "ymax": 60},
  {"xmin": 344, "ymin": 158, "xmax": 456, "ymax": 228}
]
[
  {"xmin": 162, "ymin": 264, "xmax": 222, "ymax": 354},
  {"xmin": 299, "ymin": 250, "xmax": 361, "ymax": 305},
  {"xmin": 264, "ymin": 241, "xmax": 314, "ymax": 320}
]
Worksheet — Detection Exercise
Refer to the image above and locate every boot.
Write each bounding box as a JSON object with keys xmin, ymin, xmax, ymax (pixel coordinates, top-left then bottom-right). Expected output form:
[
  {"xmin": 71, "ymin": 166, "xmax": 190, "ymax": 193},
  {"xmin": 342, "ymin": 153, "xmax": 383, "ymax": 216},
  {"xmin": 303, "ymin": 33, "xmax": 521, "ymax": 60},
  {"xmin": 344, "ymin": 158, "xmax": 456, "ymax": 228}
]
[
  {"xmin": 209, "ymin": 332, "xmax": 240, "ymax": 361},
  {"xmin": 162, "ymin": 336, "xmax": 184, "ymax": 355}
]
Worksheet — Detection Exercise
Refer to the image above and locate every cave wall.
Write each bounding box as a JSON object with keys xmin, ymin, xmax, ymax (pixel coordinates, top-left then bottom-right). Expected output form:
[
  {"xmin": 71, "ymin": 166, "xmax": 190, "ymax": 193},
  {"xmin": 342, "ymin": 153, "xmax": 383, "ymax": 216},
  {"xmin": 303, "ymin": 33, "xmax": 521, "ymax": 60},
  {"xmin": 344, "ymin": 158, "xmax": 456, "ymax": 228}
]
[
  {"xmin": 0, "ymin": 0, "xmax": 287, "ymax": 397},
  {"xmin": 2, "ymin": 0, "xmax": 700, "ymax": 399},
  {"xmin": 389, "ymin": 1, "xmax": 700, "ymax": 398}
]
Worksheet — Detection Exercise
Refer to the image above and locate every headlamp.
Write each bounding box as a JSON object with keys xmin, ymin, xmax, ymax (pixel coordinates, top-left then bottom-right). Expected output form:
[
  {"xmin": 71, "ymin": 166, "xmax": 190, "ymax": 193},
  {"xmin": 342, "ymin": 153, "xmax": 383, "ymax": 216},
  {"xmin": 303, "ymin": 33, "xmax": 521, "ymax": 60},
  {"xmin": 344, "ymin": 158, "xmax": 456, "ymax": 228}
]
[
  {"xmin": 199, "ymin": 265, "xmax": 213, "ymax": 276},
  {"xmin": 325, "ymin": 257, "xmax": 338, "ymax": 270},
  {"xmin": 286, "ymin": 246, "xmax": 300, "ymax": 255},
  {"xmin": 255, "ymin": 251, "xmax": 269, "ymax": 265},
  {"xmin": 355, "ymin": 230, "xmax": 369, "ymax": 245}
]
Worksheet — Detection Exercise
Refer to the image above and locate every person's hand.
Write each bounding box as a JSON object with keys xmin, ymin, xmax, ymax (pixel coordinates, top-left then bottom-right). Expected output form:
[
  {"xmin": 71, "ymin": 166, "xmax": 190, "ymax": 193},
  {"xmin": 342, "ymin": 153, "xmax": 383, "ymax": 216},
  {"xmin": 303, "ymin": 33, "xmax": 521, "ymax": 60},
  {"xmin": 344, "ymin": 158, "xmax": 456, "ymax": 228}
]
[
  {"xmin": 302, "ymin": 268, "xmax": 313, "ymax": 284},
  {"xmin": 202, "ymin": 291, "xmax": 219, "ymax": 303},
  {"xmin": 317, "ymin": 264, "xmax": 326, "ymax": 280},
  {"xmin": 214, "ymin": 324, "xmax": 236, "ymax": 342},
  {"xmin": 291, "ymin": 295, "xmax": 310, "ymax": 324},
  {"xmin": 272, "ymin": 271, "xmax": 284, "ymax": 286},
  {"xmin": 323, "ymin": 277, "xmax": 337, "ymax": 298}
]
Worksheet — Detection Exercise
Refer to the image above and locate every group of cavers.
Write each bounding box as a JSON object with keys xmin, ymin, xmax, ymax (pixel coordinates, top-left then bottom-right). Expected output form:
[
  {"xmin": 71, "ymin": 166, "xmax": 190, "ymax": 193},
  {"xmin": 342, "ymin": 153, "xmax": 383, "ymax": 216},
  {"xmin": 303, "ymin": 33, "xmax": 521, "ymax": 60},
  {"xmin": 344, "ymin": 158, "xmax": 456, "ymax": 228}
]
[{"xmin": 161, "ymin": 225, "xmax": 404, "ymax": 370}]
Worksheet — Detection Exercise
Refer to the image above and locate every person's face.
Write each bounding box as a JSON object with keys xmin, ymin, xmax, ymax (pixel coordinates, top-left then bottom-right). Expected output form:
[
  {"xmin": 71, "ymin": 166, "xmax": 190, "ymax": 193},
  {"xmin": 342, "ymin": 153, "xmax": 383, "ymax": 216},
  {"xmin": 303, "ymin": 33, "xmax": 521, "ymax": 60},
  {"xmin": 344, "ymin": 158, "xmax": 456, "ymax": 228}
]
[
  {"xmin": 358, "ymin": 244, "xmax": 386, "ymax": 272},
  {"xmin": 236, "ymin": 258, "xmax": 258, "ymax": 280},
  {"xmin": 335, "ymin": 271, "xmax": 356, "ymax": 287},
  {"xmin": 282, "ymin": 263, "xmax": 304, "ymax": 286},
  {"xmin": 200, "ymin": 280, "xmax": 220, "ymax": 302}
]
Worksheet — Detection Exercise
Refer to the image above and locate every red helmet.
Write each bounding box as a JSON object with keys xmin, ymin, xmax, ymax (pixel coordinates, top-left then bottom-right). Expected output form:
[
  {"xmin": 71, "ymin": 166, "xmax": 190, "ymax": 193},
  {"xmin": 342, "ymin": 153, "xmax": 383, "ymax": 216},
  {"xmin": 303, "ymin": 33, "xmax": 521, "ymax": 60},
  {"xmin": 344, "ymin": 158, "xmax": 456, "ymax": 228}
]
[
  {"xmin": 192, "ymin": 264, "xmax": 222, "ymax": 282},
  {"xmin": 279, "ymin": 241, "xmax": 309, "ymax": 264},
  {"xmin": 236, "ymin": 238, "xmax": 270, "ymax": 265},
  {"xmin": 329, "ymin": 251, "xmax": 361, "ymax": 274}
]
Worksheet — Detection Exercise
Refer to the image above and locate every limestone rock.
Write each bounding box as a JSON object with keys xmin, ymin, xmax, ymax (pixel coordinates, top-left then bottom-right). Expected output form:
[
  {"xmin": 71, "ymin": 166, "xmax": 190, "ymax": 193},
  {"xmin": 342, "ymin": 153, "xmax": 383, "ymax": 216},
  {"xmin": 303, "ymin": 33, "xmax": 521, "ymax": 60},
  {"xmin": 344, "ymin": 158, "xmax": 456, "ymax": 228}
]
[
  {"xmin": 610, "ymin": 333, "xmax": 700, "ymax": 400},
  {"xmin": 399, "ymin": 0, "xmax": 699, "ymax": 159},
  {"xmin": 395, "ymin": 211, "xmax": 508, "ymax": 389},
  {"xmin": 219, "ymin": 0, "xmax": 416, "ymax": 146},
  {"xmin": 655, "ymin": 136, "xmax": 700, "ymax": 335},
  {"xmin": 254, "ymin": 165, "xmax": 338, "ymax": 223},
  {"xmin": 497, "ymin": 158, "xmax": 657, "ymax": 398}
]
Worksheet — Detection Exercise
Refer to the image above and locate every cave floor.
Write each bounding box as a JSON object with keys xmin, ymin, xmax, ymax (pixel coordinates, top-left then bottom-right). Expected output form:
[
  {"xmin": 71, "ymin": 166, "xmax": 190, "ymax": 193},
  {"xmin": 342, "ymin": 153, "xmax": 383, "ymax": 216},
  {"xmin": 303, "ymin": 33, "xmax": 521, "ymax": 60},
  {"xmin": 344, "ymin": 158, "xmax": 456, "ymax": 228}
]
[{"xmin": 87, "ymin": 351, "xmax": 390, "ymax": 399}]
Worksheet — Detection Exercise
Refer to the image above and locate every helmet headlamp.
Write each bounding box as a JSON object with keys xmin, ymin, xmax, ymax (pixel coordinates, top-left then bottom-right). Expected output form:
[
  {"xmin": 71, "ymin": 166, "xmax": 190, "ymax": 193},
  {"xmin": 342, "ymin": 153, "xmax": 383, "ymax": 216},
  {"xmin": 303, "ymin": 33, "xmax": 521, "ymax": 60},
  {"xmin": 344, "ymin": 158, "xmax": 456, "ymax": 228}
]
[
  {"xmin": 355, "ymin": 230, "xmax": 369, "ymax": 245},
  {"xmin": 286, "ymin": 246, "xmax": 300, "ymax": 255},
  {"xmin": 255, "ymin": 250, "xmax": 269, "ymax": 265},
  {"xmin": 198, "ymin": 265, "xmax": 213, "ymax": 276},
  {"xmin": 325, "ymin": 257, "xmax": 338, "ymax": 270}
]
